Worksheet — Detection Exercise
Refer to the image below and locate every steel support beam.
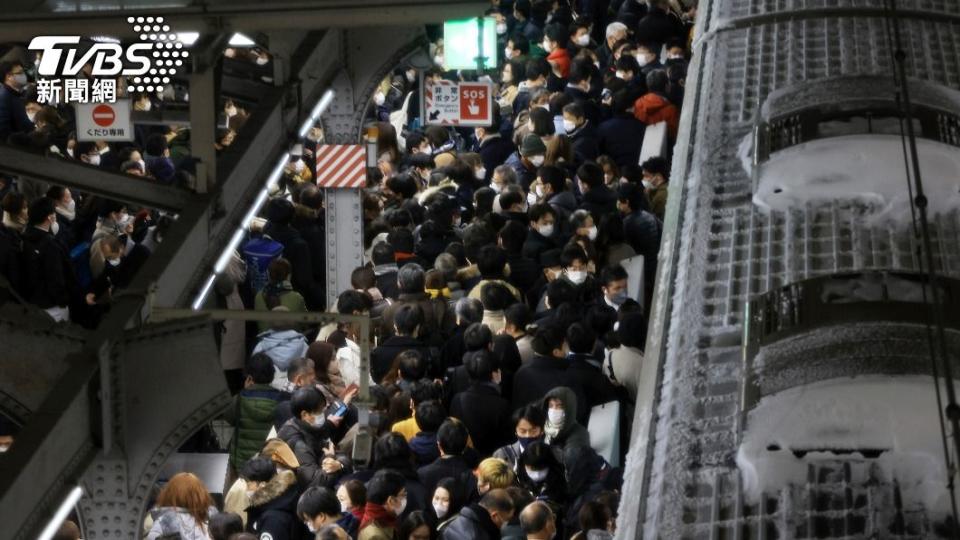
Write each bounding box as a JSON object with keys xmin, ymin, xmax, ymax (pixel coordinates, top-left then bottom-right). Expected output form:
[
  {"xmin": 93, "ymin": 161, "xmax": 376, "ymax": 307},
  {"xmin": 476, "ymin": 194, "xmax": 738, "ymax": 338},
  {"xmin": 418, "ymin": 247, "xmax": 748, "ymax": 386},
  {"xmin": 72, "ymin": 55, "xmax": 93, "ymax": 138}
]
[
  {"xmin": 322, "ymin": 26, "xmax": 425, "ymax": 308},
  {"xmin": 0, "ymin": 196, "xmax": 210, "ymax": 539},
  {"xmin": 154, "ymin": 30, "xmax": 343, "ymax": 308},
  {"xmin": 190, "ymin": 69, "xmax": 218, "ymax": 193},
  {"xmin": 0, "ymin": 146, "xmax": 195, "ymax": 212},
  {"xmin": 0, "ymin": 1, "xmax": 487, "ymax": 41}
]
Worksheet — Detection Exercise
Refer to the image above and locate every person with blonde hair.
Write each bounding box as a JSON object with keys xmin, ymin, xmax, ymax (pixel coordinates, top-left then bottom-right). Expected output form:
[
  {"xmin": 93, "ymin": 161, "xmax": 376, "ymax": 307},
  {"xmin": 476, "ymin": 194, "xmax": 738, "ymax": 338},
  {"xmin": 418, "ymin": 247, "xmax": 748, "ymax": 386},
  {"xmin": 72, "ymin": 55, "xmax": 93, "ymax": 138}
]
[
  {"xmin": 476, "ymin": 457, "xmax": 516, "ymax": 497},
  {"xmin": 146, "ymin": 472, "xmax": 217, "ymax": 540}
]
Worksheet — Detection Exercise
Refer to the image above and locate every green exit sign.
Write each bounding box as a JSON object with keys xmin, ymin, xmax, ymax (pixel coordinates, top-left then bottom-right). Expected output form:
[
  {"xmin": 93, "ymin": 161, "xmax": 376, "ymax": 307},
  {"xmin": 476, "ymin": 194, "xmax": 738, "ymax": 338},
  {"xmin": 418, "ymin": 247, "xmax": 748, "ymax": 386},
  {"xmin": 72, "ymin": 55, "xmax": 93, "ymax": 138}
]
[{"xmin": 442, "ymin": 17, "xmax": 498, "ymax": 71}]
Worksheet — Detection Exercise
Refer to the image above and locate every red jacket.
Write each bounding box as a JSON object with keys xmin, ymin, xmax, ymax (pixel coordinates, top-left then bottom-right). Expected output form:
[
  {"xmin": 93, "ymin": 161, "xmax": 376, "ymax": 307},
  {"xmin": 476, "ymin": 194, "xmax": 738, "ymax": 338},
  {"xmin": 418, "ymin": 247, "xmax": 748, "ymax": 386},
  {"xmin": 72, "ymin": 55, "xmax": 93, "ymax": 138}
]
[
  {"xmin": 547, "ymin": 48, "xmax": 571, "ymax": 78},
  {"xmin": 634, "ymin": 93, "xmax": 679, "ymax": 140}
]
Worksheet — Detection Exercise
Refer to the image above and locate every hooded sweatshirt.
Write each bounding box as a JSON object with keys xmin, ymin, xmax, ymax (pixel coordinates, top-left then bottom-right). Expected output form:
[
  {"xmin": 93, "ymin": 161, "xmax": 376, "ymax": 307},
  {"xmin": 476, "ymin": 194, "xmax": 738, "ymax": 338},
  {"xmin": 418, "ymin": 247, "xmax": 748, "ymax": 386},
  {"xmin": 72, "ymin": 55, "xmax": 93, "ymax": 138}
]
[
  {"xmin": 541, "ymin": 386, "xmax": 591, "ymax": 452},
  {"xmin": 633, "ymin": 93, "xmax": 679, "ymax": 139}
]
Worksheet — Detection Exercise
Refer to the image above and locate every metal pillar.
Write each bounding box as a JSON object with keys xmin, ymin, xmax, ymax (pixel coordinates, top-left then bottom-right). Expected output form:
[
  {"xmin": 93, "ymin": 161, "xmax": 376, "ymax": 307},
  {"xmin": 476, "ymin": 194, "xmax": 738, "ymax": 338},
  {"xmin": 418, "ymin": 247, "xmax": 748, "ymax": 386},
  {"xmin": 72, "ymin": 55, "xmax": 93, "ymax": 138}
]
[
  {"xmin": 321, "ymin": 26, "xmax": 427, "ymax": 309},
  {"xmin": 189, "ymin": 68, "xmax": 218, "ymax": 194}
]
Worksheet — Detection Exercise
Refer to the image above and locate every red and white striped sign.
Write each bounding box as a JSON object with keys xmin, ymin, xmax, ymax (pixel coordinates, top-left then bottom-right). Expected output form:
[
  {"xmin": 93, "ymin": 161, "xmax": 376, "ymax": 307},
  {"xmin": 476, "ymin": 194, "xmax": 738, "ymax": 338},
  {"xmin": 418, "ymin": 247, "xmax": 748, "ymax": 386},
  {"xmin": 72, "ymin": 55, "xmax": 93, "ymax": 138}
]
[{"xmin": 314, "ymin": 145, "xmax": 366, "ymax": 188}]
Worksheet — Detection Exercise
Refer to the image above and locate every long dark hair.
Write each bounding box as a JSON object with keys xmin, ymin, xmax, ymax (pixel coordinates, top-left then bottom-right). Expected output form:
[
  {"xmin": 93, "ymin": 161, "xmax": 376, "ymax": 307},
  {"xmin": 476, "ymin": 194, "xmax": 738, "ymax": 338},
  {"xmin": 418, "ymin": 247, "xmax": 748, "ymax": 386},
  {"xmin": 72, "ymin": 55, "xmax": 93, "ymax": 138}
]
[{"xmin": 398, "ymin": 510, "xmax": 434, "ymax": 540}]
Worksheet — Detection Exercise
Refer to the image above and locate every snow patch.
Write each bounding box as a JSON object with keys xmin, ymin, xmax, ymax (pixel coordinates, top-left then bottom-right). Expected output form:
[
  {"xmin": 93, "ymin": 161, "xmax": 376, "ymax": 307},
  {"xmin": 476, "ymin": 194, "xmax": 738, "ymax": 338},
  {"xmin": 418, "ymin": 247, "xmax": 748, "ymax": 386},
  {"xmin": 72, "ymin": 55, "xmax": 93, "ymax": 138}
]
[
  {"xmin": 746, "ymin": 134, "xmax": 960, "ymax": 226},
  {"xmin": 738, "ymin": 375, "xmax": 954, "ymax": 516}
]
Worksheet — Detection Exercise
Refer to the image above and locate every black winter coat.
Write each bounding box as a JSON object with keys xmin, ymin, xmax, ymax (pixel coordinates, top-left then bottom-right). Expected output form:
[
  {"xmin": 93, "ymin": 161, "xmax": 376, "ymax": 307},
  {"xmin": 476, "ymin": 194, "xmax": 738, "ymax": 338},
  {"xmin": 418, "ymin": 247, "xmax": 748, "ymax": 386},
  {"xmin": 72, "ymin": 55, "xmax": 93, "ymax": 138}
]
[
  {"xmin": 624, "ymin": 209, "xmax": 662, "ymax": 291},
  {"xmin": 522, "ymin": 228, "xmax": 558, "ymax": 263},
  {"xmin": 441, "ymin": 504, "xmax": 501, "ymax": 540},
  {"xmin": 246, "ymin": 470, "xmax": 309, "ymax": 540},
  {"xmin": 579, "ymin": 185, "xmax": 618, "ymax": 221},
  {"xmin": 277, "ymin": 417, "xmax": 350, "ymax": 489},
  {"xmin": 371, "ymin": 335, "xmax": 438, "ymax": 383},
  {"xmin": 0, "ymin": 84, "xmax": 33, "ymax": 141},
  {"xmin": 568, "ymin": 122, "xmax": 601, "ymax": 167},
  {"xmin": 635, "ymin": 7, "xmax": 687, "ymax": 48},
  {"xmin": 20, "ymin": 226, "xmax": 75, "ymax": 309},
  {"xmin": 566, "ymin": 353, "xmax": 623, "ymax": 426},
  {"xmin": 450, "ymin": 382, "xmax": 513, "ymax": 456},
  {"xmin": 417, "ymin": 455, "xmax": 474, "ymax": 506},
  {"xmin": 478, "ymin": 135, "xmax": 517, "ymax": 181},
  {"xmin": 511, "ymin": 354, "xmax": 570, "ymax": 410},
  {"xmin": 598, "ymin": 114, "xmax": 646, "ymax": 169},
  {"xmin": 263, "ymin": 222, "xmax": 324, "ymax": 310}
]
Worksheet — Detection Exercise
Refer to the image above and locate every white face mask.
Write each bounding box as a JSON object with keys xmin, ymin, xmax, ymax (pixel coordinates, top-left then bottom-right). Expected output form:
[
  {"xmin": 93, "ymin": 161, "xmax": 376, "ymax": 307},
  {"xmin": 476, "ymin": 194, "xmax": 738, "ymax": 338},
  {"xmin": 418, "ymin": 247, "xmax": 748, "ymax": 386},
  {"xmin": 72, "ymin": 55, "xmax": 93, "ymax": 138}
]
[
  {"xmin": 292, "ymin": 158, "xmax": 305, "ymax": 172},
  {"xmin": 108, "ymin": 257, "xmax": 121, "ymax": 267},
  {"xmin": 542, "ymin": 40, "xmax": 553, "ymax": 53},
  {"xmin": 574, "ymin": 34, "xmax": 590, "ymax": 47},
  {"xmin": 529, "ymin": 155, "xmax": 545, "ymax": 167},
  {"xmin": 504, "ymin": 47, "xmax": 514, "ymax": 59},
  {"xmin": 66, "ymin": 148, "xmax": 74, "ymax": 158},
  {"xmin": 496, "ymin": 22, "xmax": 508, "ymax": 35},
  {"xmin": 406, "ymin": 70, "xmax": 417, "ymax": 83},
  {"xmin": 305, "ymin": 521, "xmax": 317, "ymax": 533},
  {"xmin": 636, "ymin": 53, "xmax": 652, "ymax": 67},
  {"xmin": 373, "ymin": 91, "xmax": 386, "ymax": 106},
  {"xmin": 27, "ymin": 111, "xmax": 36, "ymax": 122},
  {"xmin": 537, "ymin": 223, "xmax": 554, "ymax": 237},
  {"xmin": 433, "ymin": 501, "xmax": 449, "ymax": 518},
  {"xmin": 65, "ymin": 199, "xmax": 76, "ymax": 214},
  {"xmin": 0, "ymin": 444, "xmax": 9, "ymax": 452},
  {"xmin": 526, "ymin": 468, "xmax": 549, "ymax": 483},
  {"xmin": 526, "ymin": 191, "xmax": 538, "ymax": 207},
  {"xmin": 668, "ymin": 53, "xmax": 684, "ymax": 60},
  {"xmin": 615, "ymin": 71, "xmax": 628, "ymax": 80},
  {"xmin": 566, "ymin": 269, "xmax": 587, "ymax": 284},
  {"xmin": 393, "ymin": 496, "xmax": 408, "ymax": 516},
  {"xmin": 340, "ymin": 500, "xmax": 350, "ymax": 513},
  {"xmin": 562, "ymin": 119, "xmax": 576, "ymax": 133},
  {"xmin": 50, "ymin": 220, "xmax": 59, "ymax": 236},
  {"xmin": 642, "ymin": 180, "xmax": 654, "ymax": 190},
  {"xmin": 586, "ymin": 226, "xmax": 598, "ymax": 241},
  {"xmin": 86, "ymin": 154, "xmax": 101, "ymax": 166},
  {"xmin": 434, "ymin": 55, "xmax": 444, "ymax": 66},
  {"xmin": 475, "ymin": 167, "xmax": 486, "ymax": 180},
  {"xmin": 311, "ymin": 413, "xmax": 326, "ymax": 428},
  {"xmin": 255, "ymin": 55, "xmax": 270, "ymax": 66},
  {"xmin": 535, "ymin": 184, "xmax": 545, "ymax": 198},
  {"xmin": 489, "ymin": 182, "xmax": 502, "ymax": 193},
  {"xmin": 225, "ymin": 105, "xmax": 238, "ymax": 117},
  {"xmin": 548, "ymin": 407, "xmax": 565, "ymax": 424}
]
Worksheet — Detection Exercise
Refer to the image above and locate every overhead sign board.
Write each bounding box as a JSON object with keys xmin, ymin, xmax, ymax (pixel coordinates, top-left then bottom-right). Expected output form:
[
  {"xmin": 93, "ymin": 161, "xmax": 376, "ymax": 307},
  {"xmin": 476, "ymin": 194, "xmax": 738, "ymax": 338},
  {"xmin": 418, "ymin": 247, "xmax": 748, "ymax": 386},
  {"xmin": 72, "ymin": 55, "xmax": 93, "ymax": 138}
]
[
  {"xmin": 442, "ymin": 17, "xmax": 497, "ymax": 70},
  {"xmin": 425, "ymin": 81, "xmax": 493, "ymax": 127},
  {"xmin": 75, "ymin": 99, "xmax": 133, "ymax": 142}
]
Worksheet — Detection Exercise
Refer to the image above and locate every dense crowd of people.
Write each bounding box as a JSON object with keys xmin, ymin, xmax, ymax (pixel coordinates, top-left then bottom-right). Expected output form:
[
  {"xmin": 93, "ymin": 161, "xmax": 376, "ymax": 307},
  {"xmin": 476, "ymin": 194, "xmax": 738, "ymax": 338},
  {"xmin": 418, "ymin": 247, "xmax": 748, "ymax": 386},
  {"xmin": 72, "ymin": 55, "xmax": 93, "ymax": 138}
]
[{"xmin": 0, "ymin": 0, "xmax": 696, "ymax": 539}]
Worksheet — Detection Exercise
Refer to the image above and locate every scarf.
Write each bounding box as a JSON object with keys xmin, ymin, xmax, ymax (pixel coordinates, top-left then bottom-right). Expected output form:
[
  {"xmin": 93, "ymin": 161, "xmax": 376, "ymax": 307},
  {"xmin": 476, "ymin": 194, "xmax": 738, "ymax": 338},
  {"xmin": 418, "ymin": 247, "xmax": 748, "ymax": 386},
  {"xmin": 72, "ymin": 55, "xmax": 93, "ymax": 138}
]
[
  {"xmin": 55, "ymin": 206, "xmax": 76, "ymax": 222},
  {"xmin": 373, "ymin": 263, "xmax": 397, "ymax": 276},
  {"xmin": 544, "ymin": 419, "xmax": 563, "ymax": 443},
  {"xmin": 2, "ymin": 213, "xmax": 25, "ymax": 233},
  {"xmin": 359, "ymin": 502, "xmax": 397, "ymax": 531},
  {"xmin": 425, "ymin": 287, "xmax": 451, "ymax": 299}
]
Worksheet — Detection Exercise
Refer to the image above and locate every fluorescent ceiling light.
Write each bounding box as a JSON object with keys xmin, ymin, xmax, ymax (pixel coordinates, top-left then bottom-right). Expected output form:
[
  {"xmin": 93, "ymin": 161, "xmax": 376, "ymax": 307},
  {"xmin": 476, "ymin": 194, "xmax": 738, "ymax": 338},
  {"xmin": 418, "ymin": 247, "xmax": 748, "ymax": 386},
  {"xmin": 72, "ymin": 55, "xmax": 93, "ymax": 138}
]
[
  {"xmin": 229, "ymin": 33, "xmax": 256, "ymax": 47},
  {"xmin": 176, "ymin": 32, "xmax": 200, "ymax": 46},
  {"xmin": 191, "ymin": 274, "xmax": 217, "ymax": 311},
  {"xmin": 298, "ymin": 89, "xmax": 336, "ymax": 138},
  {"xmin": 37, "ymin": 486, "xmax": 83, "ymax": 540}
]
